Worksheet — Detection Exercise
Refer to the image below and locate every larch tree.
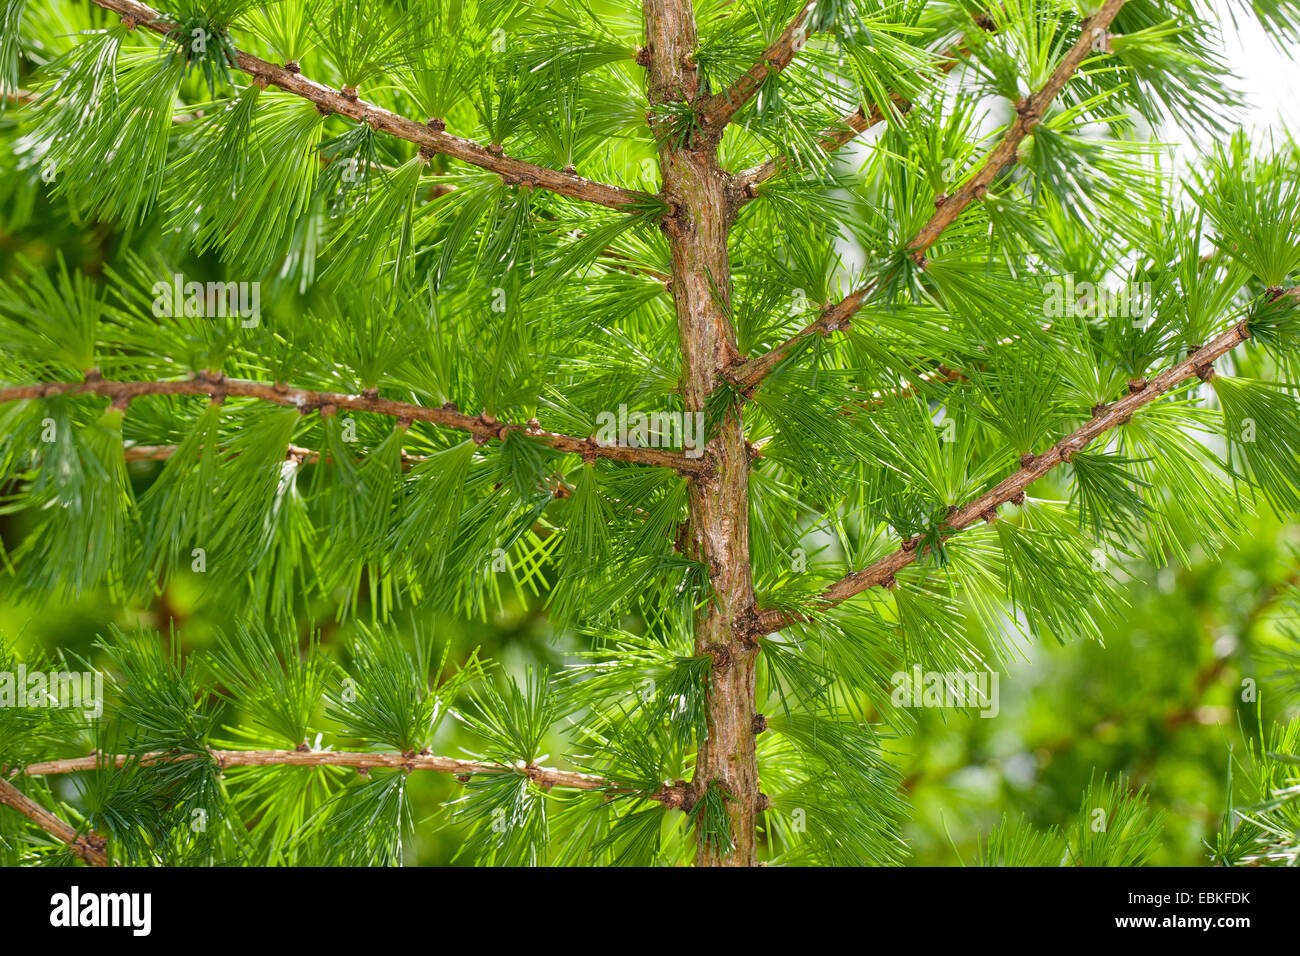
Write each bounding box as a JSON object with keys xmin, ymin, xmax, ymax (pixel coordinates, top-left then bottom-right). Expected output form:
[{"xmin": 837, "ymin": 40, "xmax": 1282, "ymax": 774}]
[{"xmin": 1, "ymin": 0, "xmax": 1299, "ymax": 868}]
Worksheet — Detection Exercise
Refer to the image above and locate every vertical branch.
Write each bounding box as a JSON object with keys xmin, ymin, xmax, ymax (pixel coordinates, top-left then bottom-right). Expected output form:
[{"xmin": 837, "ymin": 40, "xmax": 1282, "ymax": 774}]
[{"xmin": 644, "ymin": 0, "xmax": 760, "ymax": 866}]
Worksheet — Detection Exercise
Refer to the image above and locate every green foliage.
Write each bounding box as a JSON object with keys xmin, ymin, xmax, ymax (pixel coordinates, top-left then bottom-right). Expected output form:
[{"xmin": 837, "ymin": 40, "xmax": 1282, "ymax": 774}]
[
  {"xmin": 0, "ymin": 0, "xmax": 1297, "ymax": 869},
  {"xmin": 969, "ymin": 774, "xmax": 1163, "ymax": 866}
]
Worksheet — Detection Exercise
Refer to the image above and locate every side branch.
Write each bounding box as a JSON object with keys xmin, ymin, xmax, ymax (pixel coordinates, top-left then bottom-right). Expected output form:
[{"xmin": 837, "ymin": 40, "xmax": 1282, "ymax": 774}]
[
  {"xmin": 698, "ymin": 1, "xmax": 817, "ymax": 132},
  {"xmin": 17, "ymin": 749, "xmax": 692, "ymax": 807},
  {"xmin": 751, "ymin": 319, "xmax": 1251, "ymax": 635},
  {"xmin": 728, "ymin": 0, "xmax": 1128, "ymax": 391},
  {"xmin": 0, "ymin": 776, "xmax": 108, "ymax": 866},
  {"xmin": 908, "ymin": 0, "xmax": 1128, "ymax": 256},
  {"xmin": 87, "ymin": 0, "xmax": 652, "ymax": 211},
  {"xmin": 734, "ymin": 33, "xmax": 983, "ymax": 197},
  {"xmin": 0, "ymin": 375, "xmax": 710, "ymax": 475}
]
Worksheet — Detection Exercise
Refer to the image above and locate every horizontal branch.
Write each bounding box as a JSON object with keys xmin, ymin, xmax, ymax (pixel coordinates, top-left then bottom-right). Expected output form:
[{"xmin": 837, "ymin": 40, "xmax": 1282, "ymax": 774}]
[
  {"xmin": 698, "ymin": 1, "xmax": 816, "ymax": 132},
  {"xmin": 86, "ymin": 0, "xmax": 652, "ymax": 211},
  {"xmin": 751, "ymin": 318, "xmax": 1251, "ymax": 635},
  {"xmin": 0, "ymin": 373, "xmax": 710, "ymax": 475},
  {"xmin": 728, "ymin": 0, "xmax": 1128, "ymax": 391},
  {"xmin": 0, "ymin": 776, "xmax": 108, "ymax": 866},
  {"xmin": 18, "ymin": 749, "xmax": 693, "ymax": 808}
]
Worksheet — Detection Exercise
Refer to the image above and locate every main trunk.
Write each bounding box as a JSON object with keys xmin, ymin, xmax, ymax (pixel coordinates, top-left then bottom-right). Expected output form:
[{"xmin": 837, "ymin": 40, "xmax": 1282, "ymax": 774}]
[{"xmin": 644, "ymin": 0, "xmax": 759, "ymax": 867}]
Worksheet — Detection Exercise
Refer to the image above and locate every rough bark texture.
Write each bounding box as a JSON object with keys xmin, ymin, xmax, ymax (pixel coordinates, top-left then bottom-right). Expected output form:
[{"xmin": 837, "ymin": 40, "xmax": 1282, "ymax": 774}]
[
  {"xmin": 89, "ymin": 0, "xmax": 651, "ymax": 210},
  {"xmin": 754, "ymin": 319, "xmax": 1253, "ymax": 634},
  {"xmin": 0, "ymin": 777, "xmax": 108, "ymax": 866},
  {"xmin": 0, "ymin": 375, "xmax": 706, "ymax": 474},
  {"xmin": 644, "ymin": 0, "xmax": 759, "ymax": 866}
]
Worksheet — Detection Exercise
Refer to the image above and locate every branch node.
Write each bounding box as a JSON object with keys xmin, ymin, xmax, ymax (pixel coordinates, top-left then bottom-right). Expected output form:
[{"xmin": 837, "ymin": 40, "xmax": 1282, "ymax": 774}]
[
  {"xmin": 1010, "ymin": 491, "xmax": 1025, "ymax": 506},
  {"xmin": 880, "ymin": 574, "xmax": 897, "ymax": 590},
  {"xmin": 733, "ymin": 606, "xmax": 762, "ymax": 647},
  {"xmin": 1126, "ymin": 378, "xmax": 1147, "ymax": 394},
  {"xmin": 1090, "ymin": 401, "xmax": 1108, "ymax": 417},
  {"xmin": 284, "ymin": 60, "xmax": 301, "ymax": 74},
  {"xmin": 751, "ymin": 713, "xmax": 768, "ymax": 735},
  {"xmin": 1015, "ymin": 100, "xmax": 1041, "ymax": 129},
  {"xmin": 705, "ymin": 642, "xmax": 733, "ymax": 671},
  {"xmin": 1019, "ymin": 452, "xmax": 1036, "ymax": 469},
  {"xmin": 656, "ymin": 780, "xmax": 696, "ymax": 812}
]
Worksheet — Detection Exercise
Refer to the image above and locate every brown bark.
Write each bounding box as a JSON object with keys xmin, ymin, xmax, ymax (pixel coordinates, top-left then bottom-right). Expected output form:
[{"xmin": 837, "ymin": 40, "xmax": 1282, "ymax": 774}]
[
  {"xmin": 733, "ymin": 34, "xmax": 984, "ymax": 197},
  {"xmin": 87, "ymin": 0, "xmax": 650, "ymax": 211},
  {"xmin": 697, "ymin": 1, "xmax": 817, "ymax": 132},
  {"xmin": 644, "ymin": 0, "xmax": 759, "ymax": 866},
  {"xmin": 754, "ymin": 319, "xmax": 1253, "ymax": 634},
  {"xmin": 0, "ymin": 374, "xmax": 707, "ymax": 474},
  {"xmin": 0, "ymin": 777, "xmax": 108, "ymax": 866},
  {"xmin": 728, "ymin": 0, "xmax": 1131, "ymax": 393}
]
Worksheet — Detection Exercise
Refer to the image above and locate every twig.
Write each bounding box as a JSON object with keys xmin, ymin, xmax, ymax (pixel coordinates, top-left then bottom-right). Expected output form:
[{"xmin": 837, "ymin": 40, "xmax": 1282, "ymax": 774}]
[
  {"xmin": 86, "ymin": 0, "xmax": 652, "ymax": 212},
  {"xmin": 18, "ymin": 748, "xmax": 689, "ymax": 805},
  {"xmin": 734, "ymin": 30, "xmax": 987, "ymax": 196},
  {"xmin": 698, "ymin": 1, "xmax": 817, "ymax": 134},
  {"xmin": 752, "ymin": 317, "xmax": 1250, "ymax": 634},
  {"xmin": 0, "ymin": 373, "xmax": 710, "ymax": 475},
  {"xmin": 728, "ymin": 0, "xmax": 1129, "ymax": 392},
  {"xmin": 0, "ymin": 776, "xmax": 108, "ymax": 866}
]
